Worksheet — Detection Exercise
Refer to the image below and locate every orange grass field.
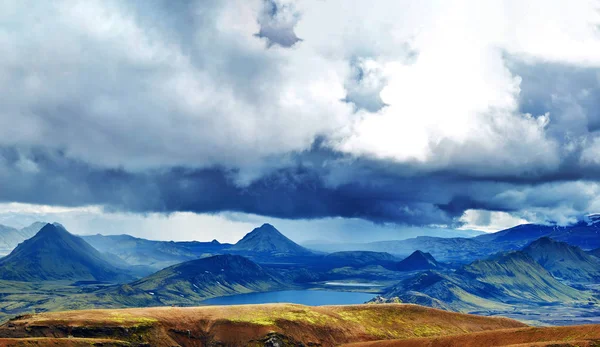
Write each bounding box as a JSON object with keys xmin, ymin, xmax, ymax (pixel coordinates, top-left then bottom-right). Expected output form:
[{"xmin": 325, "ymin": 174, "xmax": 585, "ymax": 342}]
[{"xmin": 0, "ymin": 303, "xmax": 527, "ymax": 346}]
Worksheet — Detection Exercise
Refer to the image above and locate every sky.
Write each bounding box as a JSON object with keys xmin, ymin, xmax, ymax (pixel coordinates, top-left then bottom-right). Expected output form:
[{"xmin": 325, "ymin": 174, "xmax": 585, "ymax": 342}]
[{"xmin": 1, "ymin": 0, "xmax": 600, "ymax": 242}]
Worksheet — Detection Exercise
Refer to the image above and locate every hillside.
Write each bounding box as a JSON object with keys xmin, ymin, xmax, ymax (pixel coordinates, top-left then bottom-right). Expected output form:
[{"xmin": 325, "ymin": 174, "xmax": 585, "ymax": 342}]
[
  {"xmin": 0, "ymin": 222, "xmax": 44, "ymax": 255},
  {"xmin": 229, "ymin": 223, "xmax": 312, "ymax": 256},
  {"xmin": 0, "ymin": 223, "xmax": 130, "ymax": 282},
  {"xmin": 396, "ymin": 250, "xmax": 440, "ymax": 271},
  {"xmin": 523, "ymin": 237, "xmax": 600, "ymax": 283},
  {"xmin": 383, "ymin": 251, "xmax": 588, "ymax": 311},
  {"xmin": 0, "ymin": 304, "xmax": 525, "ymax": 346},
  {"xmin": 104, "ymin": 254, "xmax": 288, "ymax": 306},
  {"xmin": 342, "ymin": 324, "xmax": 600, "ymax": 347}
]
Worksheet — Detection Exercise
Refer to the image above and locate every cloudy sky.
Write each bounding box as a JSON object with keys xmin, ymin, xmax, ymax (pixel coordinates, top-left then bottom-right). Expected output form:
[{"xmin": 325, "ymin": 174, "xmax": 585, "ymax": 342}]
[{"xmin": 1, "ymin": 0, "xmax": 600, "ymax": 242}]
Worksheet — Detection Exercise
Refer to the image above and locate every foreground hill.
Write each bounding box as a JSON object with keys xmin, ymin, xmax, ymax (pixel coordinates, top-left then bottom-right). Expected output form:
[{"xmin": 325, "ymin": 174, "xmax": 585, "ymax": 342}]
[
  {"xmin": 103, "ymin": 254, "xmax": 288, "ymax": 306},
  {"xmin": 383, "ymin": 251, "xmax": 588, "ymax": 311},
  {"xmin": 523, "ymin": 237, "xmax": 600, "ymax": 283},
  {"xmin": 0, "ymin": 304, "xmax": 525, "ymax": 346},
  {"xmin": 0, "ymin": 222, "xmax": 44, "ymax": 255},
  {"xmin": 342, "ymin": 324, "xmax": 600, "ymax": 347},
  {"xmin": 0, "ymin": 224, "xmax": 130, "ymax": 282},
  {"xmin": 230, "ymin": 223, "xmax": 313, "ymax": 256}
]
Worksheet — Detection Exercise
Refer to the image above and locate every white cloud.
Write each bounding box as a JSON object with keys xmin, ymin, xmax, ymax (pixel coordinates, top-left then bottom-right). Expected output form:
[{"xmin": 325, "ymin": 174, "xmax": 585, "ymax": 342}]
[
  {"xmin": 459, "ymin": 209, "xmax": 529, "ymax": 232},
  {"xmin": 2, "ymin": 0, "xmax": 598, "ymax": 175}
]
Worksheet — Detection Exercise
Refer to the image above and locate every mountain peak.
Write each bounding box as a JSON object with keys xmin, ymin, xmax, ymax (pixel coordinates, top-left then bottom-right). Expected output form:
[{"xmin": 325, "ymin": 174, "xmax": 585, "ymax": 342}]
[
  {"xmin": 255, "ymin": 223, "xmax": 280, "ymax": 233},
  {"xmin": 397, "ymin": 250, "xmax": 439, "ymax": 271},
  {"xmin": 36, "ymin": 223, "xmax": 69, "ymax": 237},
  {"xmin": 230, "ymin": 224, "xmax": 311, "ymax": 255}
]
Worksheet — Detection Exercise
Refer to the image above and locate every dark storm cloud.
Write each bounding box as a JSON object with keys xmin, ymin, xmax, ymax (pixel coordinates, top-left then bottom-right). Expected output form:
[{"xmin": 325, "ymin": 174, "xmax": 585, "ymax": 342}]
[{"xmin": 2, "ymin": 136, "xmax": 600, "ymax": 227}]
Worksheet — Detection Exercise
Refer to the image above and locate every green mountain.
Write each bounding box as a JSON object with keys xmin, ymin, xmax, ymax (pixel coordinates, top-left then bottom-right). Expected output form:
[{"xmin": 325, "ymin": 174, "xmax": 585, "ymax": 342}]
[
  {"xmin": 396, "ymin": 250, "xmax": 440, "ymax": 271},
  {"xmin": 0, "ymin": 222, "xmax": 45, "ymax": 255},
  {"xmin": 0, "ymin": 223, "xmax": 131, "ymax": 282},
  {"xmin": 523, "ymin": 237, "xmax": 600, "ymax": 283},
  {"xmin": 105, "ymin": 254, "xmax": 288, "ymax": 306},
  {"xmin": 383, "ymin": 251, "xmax": 588, "ymax": 311},
  {"xmin": 229, "ymin": 224, "xmax": 312, "ymax": 256}
]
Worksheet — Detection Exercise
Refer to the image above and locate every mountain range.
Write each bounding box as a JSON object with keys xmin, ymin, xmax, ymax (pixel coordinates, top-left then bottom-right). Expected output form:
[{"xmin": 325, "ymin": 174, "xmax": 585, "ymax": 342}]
[
  {"xmin": 0, "ymin": 220, "xmax": 598, "ymax": 328},
  {"xmin": 83, "ymin": 233, "xmax": 230, "ymax": 271},
  {"xmin": 381, "ymin": 242, "xmax": 593, "ymax": 311}
]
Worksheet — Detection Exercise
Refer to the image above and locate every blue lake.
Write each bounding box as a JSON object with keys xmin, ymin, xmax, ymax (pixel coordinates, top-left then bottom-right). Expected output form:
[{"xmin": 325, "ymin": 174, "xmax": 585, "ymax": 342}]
[{"xmin": 201, "ymin": 290, "xmax": 377, "ymax": 306}]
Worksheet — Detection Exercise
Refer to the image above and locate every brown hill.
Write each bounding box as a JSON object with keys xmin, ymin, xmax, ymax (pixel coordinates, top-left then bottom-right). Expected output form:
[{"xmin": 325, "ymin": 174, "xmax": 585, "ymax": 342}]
[
  {"xmin": 0, "ymin": 304, "xmax": 524, "ymax": 346},
  {"xmin": 343, "ymin": 324, "xmax": 600, "ymax": 347}
]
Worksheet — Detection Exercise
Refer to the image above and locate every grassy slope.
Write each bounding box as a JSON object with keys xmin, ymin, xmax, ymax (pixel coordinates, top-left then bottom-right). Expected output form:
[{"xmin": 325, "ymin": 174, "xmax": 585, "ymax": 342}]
[
  {"xmin": 342, "ymin": 324, "xmax": 600, "ymax": 347},
  {"xmin": 523, "ymin": 237, "xmax": 600, "ymax": 283},
  {"xmin": 0, "ymin": 304, "xmax": 525, "ymax": 346}
]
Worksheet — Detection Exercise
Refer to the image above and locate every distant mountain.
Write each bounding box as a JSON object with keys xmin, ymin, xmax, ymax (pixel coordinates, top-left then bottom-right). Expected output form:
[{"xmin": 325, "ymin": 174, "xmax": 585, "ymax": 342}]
[
  {"xmin": 474, "ymin": 222, "xmax": 600, "ymax": 250},
  {"xmin": 365, "ymin": 237, "xmax": 491, "ymax": 263},
  {"xmin": 82, "ymin": 234, "xmax": 230, "ymax": 271},
  {"xmin": 590, "ymin": 247, "xmax": 600, "ymax": 258},
  {"xmin": 0, "ymin": 222, "xmax": 45, "ymax": 255},
  {"xmin": 323, "ymin": 251, "xmax": 397, "ymax": 269},
  {"xmin": 383, "ymin": 251, "xmax": 587, "ymax": 311},
  {"xmin": 0, "ymin": 223, "xmax": 130, "ymax": 282},
  {"xmin": 230, "ymin": 224, "xmax": 312, "ymax": 256},
  {"xmin": 523, "ymin": 237, "xmax": 600, "ymax": 283},
  {"xmin": 318, "ymin": 221, "xmax": 600, "ymax": 263},
  {"xmin": 396, "ymin": 250, "xmax": 440, "ymax": 271},
  {"xmin": 111, "ymin": 254, "xmax": 288, "ymax": 306}
]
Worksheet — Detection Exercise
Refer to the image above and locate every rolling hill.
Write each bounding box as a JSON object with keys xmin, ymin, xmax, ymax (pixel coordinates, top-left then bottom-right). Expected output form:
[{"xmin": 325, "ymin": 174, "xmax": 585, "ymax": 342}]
[
  {"xmin": 0, "ymin": 223, "xmax": 130, "ymax": 282},
  {"xmin": 396, "ymin": 250, "xmax": 440, "ymax": 271},
  {"xmin": 0, "ymin": 304, "xmax": 525, "ymax": 346},
  {"xmin": 523, "ymin": 237, "xmax": 600, "ymax": 283},
  {"xmin": 229, "ymin": 223, "xmax": 313, "ymax": 256},
  {"xmin": 105, "ymin": 254, "xmax": 289, "ymax": 306}
]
